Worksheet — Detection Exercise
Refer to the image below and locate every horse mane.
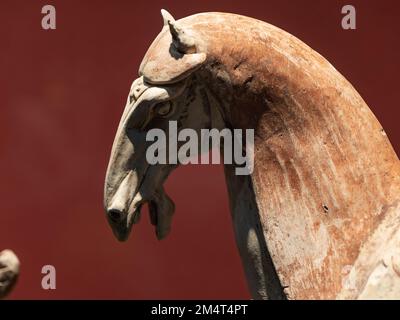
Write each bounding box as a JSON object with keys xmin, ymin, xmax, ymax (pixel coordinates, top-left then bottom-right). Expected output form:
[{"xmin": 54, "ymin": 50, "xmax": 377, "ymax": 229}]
[{"xmin": 179, "ymin": 12, "xmax": 400, "ymax": 299}]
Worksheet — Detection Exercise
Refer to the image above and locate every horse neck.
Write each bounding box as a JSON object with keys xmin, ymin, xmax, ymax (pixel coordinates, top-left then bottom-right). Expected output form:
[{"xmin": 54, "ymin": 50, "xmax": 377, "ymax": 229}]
[{"xmin": 203, "ymin": 59, "xmax": 400, "ymax": 298}]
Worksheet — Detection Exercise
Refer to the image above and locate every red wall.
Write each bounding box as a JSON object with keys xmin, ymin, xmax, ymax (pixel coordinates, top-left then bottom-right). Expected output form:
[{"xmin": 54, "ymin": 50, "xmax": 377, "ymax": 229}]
[{"xmin": 1, "ymin": 0, "xmax": 399, "ymax": 299}]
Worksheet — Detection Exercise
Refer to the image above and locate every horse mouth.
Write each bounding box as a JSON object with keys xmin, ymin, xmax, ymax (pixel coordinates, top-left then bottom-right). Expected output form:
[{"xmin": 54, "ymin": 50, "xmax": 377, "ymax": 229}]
[
  {"xmin": 107, "ymin": 188, "xmax": 175, "ymax": 242},
  {"xmin": 107, "ymin": 201, "xmax": 145, "ymax": 242}
]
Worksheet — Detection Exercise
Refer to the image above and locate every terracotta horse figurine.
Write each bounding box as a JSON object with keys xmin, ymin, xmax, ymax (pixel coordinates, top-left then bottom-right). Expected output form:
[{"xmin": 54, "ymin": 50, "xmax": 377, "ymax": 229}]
[
  {"xmin": 104, "ymin": 10, "xmax": 400, "ymax": 299},
  {"xmin": 0, "ymin": 250, "xmax": 20, "ymax": 299}
]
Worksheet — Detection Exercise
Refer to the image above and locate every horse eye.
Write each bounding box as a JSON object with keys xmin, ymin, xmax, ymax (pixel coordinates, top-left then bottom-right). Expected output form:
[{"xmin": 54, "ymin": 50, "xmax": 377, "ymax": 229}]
[{"xmin": 156, "ymin": 102, "xmax": 172, "ymax": 117}]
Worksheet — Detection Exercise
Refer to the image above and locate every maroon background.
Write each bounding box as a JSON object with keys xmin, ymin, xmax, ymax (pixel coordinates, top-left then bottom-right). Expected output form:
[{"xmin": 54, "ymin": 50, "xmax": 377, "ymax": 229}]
[{"xmin": 0, "ymin": 0, "xmax": 399, "ymax": 299}]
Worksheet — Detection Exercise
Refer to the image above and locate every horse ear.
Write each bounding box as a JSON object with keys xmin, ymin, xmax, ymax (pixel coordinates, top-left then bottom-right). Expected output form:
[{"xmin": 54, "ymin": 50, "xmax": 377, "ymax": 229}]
[
  {"xmin": 160, "ymin": 10, "xmax": 196, "ymax": 54},
  {"xmin": 138, "ymin": 9, "xmax": 205, "ymax": 84},
  {"xmin": 161, "ymin": 9, "xmax": 175, "ymax": 26}
]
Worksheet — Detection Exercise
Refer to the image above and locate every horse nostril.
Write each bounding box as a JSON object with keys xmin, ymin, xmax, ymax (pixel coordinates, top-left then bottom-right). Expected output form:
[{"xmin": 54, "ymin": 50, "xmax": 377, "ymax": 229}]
[{"xmin": 108, "ymin": 209, "xmax": 123, "ymax": 222}]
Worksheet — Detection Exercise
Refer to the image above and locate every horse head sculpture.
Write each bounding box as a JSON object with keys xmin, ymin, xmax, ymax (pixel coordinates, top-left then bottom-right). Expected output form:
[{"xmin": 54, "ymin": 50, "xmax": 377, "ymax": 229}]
[
  {"xmin": 104, "ymin": 10, "xmax": 400, "ymax": 299},
  {"xmin": 0, "ymin": 250, "xmax": 20, "ymax": 299}
]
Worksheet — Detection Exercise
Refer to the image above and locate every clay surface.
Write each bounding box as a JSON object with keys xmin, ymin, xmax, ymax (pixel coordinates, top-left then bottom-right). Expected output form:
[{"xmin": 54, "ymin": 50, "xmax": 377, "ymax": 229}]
[{"xmin": 104, "ymin": 10, "xmax": 400, "ymax": 299}]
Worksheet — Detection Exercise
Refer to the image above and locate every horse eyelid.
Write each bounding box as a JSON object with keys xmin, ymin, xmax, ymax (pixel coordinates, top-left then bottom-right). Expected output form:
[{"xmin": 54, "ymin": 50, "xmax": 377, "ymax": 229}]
[{"xmin": 155, "ymin": 101, "xmax": 173, "ymax": 117}]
